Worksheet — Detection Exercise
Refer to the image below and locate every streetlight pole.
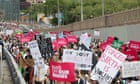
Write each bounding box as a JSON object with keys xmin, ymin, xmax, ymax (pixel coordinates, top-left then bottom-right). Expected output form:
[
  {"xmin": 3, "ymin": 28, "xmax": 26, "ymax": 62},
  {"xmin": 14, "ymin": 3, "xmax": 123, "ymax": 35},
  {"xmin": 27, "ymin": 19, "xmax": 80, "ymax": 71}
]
[
  {"xmin": 102, "ymin": 0, "xmax": 105, "ymax": 16},
  {"xmin": 57, "ymin": 0, "xmax": 60, "ymax": 27},
  {"xmin": 80, "ymin": 0, "xmax": 83, "ymax": 21}
]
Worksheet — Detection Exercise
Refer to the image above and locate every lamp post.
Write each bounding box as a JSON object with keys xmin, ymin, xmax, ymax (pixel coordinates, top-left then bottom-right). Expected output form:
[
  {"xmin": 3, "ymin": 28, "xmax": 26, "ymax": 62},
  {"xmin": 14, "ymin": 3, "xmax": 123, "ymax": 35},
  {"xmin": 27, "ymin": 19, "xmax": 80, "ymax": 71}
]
[
  {"xmin": 102, "ymin": 0, "xmax": 105, "ymax": 16},
  {"xmin": 57, "ymin": 0, "xmax": 60, "ymax": 27},
  {"xmin": 80, "ymin": 0, "xmax": 83, "ymax": 21}
]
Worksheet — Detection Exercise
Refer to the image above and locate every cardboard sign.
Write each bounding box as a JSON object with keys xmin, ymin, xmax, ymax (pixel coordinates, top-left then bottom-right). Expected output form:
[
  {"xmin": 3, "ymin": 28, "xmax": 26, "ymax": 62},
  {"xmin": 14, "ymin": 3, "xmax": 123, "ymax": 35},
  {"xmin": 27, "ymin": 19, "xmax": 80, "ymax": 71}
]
[
  {"xmin": 91, "ymin": 46, "xmax": 127, "ymax": 83},
  {"xmin": 122, "ymin": 61, "xmax": 140, "ymax": 78},
  {"xmin": 63, "ymin": 49, "xmax": 92, "ymax": 70},
  {"xmin": 80, "ymin": 33, "xmax": 92, "ymax": 50},
  {"xmin": 50, "ymin": 62, "xmax": 75, "ymax": 82},
  {"xmin": 28, "ymin": 40, "xmax": 44, "ymax": 66}
]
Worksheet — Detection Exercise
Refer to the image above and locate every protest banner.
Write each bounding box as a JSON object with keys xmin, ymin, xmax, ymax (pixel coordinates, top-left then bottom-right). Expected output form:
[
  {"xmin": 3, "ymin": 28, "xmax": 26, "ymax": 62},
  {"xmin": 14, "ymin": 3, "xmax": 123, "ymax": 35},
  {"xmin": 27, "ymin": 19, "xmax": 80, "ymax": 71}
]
[
  {"xmin": 122, "ymin": 48, "xmax": 139, "ymax": 61},
  {"xmin": 66, "ymin": 35, "xmax": 77, "ymax": 43},
  {"xmin": 28, "ymin": 40, "xmax": 44, "ymax": 66},
  {"xmin": 52, "ymin": 40, "xmax": 58, "ymax": 51},
  {"xmin": 106, "ymin": 36, "xmax": 114, "ymax": 44},
  {"xmin": 20, "ymin": 36, "xmax": 31, "ymax": 43},
  {"xmin": 62, "ymin": 49, "xmax": 92, "ymax": 70},
  {"xmin": 15, "ymin": 33, "xmax": 24, "ymax": 39},
  {"xmin": 128, "ymin": 40, "xmax": 140, "ymax": 51},
  {"xmin": 57, "ymin": 38, "xmax": 68, "ymax": 48},
  {"xmin": 122, "ymin": 61, "xmax": 140, "ymax": 78},
  {"xmin": 50, "ymin": 62, "xmax": 75, "ymax": 82},
  {"xmin": 99, "ymin": 41, "xmax": 111, "ymax": 52},
  {"xmin": 121, "ymin": 44, "xmax": 127, "ymax": 52},
  {"xmin": 91, "ymin": 46, "xmax": 127, "ymax": 84},
  {"xmin": 63, "ymin": 31, "xmax": 71, "ymax": 35}
]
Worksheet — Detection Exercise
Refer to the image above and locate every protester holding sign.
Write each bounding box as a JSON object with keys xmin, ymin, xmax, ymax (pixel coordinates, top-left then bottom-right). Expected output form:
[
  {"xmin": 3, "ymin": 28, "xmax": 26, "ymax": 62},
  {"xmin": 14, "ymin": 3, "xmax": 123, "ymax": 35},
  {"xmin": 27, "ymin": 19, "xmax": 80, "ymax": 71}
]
[{"xmin": 3, "ymin": 27, "xmax": 140, "ymax": 84}]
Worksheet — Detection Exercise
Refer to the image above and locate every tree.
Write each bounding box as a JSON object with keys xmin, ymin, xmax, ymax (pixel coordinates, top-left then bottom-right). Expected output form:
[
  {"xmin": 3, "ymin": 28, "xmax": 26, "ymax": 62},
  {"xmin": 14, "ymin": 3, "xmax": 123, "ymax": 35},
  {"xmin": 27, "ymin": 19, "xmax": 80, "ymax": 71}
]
[{"xmin": 21, "ymin": 0, "xmax": 140, "ymax": 25}]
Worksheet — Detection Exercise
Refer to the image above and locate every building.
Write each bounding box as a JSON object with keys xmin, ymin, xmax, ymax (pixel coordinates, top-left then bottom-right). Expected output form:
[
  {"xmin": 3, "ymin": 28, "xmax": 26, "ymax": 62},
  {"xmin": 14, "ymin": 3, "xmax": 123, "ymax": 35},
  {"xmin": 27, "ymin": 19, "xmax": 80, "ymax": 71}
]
[
  {"xmin": 0, "ymin": 0, "xmax": 20, "ymax": 21},
  {"xmin": 20, "ymin": 0, "xmax": 31, "ymax": 10}
]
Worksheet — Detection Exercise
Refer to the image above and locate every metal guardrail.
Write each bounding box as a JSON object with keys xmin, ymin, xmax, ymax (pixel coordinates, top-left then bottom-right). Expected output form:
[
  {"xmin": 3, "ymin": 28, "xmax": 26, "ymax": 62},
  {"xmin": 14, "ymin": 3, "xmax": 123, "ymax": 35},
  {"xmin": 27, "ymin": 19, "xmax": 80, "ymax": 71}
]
[
  {"xmin": 0, "ymin": 45, "xmax": 2, "ymax": 83},
  {"xmin": 3, "ymin": 47, "xmax": 26, "ymax": 84}
]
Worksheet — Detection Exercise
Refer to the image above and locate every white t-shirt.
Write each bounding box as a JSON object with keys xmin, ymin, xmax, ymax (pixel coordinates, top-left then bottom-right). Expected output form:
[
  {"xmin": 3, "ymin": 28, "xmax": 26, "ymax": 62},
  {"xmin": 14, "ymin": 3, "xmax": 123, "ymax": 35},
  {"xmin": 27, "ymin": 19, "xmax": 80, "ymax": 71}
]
[
  {"xmin": 39, "ymin": 64, "xmax": 49, "ymax": 80},
  {"xmin": 34, "ymin": 64, "xmax": 49, "ymax": 81}
]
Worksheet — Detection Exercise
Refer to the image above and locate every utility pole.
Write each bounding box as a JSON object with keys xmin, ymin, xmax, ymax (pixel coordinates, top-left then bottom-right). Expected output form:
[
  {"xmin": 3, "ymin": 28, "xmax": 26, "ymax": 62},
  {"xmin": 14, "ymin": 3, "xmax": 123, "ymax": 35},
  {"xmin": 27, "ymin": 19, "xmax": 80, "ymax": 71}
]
[
  {"xmin": 80, "ymin": 0, "xmax": 83, "ymax": 21},
  {"xmin": 57, "ymin": 0, "xmax": 60, "ymax": 27},
  {"xmin": 102, "ymin": 0, "xmax": 105, "ymax": 16}
]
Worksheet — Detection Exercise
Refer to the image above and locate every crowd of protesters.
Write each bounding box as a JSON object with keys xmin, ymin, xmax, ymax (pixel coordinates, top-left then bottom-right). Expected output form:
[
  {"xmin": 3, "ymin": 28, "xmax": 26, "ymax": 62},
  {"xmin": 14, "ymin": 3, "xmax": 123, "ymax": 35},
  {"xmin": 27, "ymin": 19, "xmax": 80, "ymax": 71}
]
[{"xmin": 1, "ymin": 29, "xmax": 140, "ymax": 84}]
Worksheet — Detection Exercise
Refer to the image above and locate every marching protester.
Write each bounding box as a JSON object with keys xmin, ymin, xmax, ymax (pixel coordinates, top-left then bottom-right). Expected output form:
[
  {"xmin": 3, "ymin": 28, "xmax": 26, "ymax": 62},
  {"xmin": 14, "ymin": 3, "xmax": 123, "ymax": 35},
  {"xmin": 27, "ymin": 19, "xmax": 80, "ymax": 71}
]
[{"xmin": 1, "ymin": 27, "xmax": 140, "ymax": 84}]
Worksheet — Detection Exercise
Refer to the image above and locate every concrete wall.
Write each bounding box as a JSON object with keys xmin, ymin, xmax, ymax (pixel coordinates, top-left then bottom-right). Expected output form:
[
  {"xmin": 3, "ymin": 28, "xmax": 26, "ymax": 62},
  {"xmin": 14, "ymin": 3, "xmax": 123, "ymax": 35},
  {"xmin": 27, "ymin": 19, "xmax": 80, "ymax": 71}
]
[{"xmin": 72, "ymin": 24, "xmax": 140, "ymax": 42}]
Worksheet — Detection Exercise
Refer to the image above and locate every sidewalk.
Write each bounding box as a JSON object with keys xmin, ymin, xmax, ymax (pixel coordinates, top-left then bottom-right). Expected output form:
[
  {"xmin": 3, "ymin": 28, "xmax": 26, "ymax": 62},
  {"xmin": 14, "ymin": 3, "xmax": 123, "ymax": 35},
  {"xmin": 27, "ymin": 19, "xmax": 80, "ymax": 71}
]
[{"xmin": 0, "ymin": 60, "xmax": 13, "ymax": 84}]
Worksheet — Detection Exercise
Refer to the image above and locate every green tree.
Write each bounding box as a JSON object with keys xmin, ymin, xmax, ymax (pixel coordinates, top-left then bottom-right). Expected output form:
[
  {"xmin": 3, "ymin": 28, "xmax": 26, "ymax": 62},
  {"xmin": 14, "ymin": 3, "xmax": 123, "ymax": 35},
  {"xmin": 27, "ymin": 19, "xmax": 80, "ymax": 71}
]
[{"xmin": 21, "ymin": 0, "xmax": 140, "ymax": 25}]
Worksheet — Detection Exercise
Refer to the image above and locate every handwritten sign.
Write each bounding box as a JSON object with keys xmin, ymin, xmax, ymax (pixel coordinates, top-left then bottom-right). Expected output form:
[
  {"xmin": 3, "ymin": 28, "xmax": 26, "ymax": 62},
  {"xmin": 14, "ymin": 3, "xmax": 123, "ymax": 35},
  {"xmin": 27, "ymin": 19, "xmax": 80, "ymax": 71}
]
[
  {"xmin": 28, "ymin": 40, "xmax": 44, "ymax": 66},
  {"xmin": 122, "ymin": 61, "xmax": 140, "ymax": 78},
  {"xmin": 91, "ymin": 46, "xmax": 126, "ymax": 83}
]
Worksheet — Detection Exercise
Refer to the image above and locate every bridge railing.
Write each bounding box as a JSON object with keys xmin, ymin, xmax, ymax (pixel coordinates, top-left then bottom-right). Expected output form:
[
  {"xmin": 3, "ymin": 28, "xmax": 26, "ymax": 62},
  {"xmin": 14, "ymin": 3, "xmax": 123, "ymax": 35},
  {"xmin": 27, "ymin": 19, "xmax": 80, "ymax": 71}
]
[
  {"xmin": 3, "ymin": 46, "xmax": 26, "ymax": 84},
  {"xmin": 0, "ymin": 45, "xmax": 2, "ymax": 83}
]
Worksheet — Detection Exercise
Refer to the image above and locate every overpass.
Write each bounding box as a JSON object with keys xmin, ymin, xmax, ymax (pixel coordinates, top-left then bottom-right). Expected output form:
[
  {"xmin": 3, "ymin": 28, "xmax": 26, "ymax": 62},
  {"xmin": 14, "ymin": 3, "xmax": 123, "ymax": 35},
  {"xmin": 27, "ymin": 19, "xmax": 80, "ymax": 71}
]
[{"xmin": 34, "ymin": 7, "xmax": 140, "ymax": 42}]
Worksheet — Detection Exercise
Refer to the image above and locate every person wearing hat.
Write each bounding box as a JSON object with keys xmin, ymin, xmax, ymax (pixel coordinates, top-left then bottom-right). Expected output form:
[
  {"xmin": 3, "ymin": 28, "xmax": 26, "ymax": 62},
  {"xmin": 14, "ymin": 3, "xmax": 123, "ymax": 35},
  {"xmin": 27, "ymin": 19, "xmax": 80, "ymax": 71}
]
[{"xmin": 90, "ymin": 75, "xmax": 99, "ymax": 84}]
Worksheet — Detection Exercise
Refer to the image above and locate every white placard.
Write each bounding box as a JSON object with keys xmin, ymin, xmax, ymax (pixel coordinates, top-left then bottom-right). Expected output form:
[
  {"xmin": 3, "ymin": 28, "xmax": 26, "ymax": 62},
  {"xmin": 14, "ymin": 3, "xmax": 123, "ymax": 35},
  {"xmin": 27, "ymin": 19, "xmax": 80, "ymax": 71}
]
[
  {"xmin": 94, "ymin": 30, "xmax": 100, "ymax": 36},
  {"xmin": 62, "ymin": 49, "xmax": 92, "ymax": 70},
  {"xmin": 6, "ymin": 30, "xmax": 13, "ymax": 35},
  {"xmin": 122, "ymin": 61, "xmax": 140, "ymax": 78},
  {"xmin": 91, "ymin": 46, "xmax": 127, "ymax": 84},
  {"xmin": 80, "ymin": 33, "xmax": 91, "ymax": 49},
  {"xmin": 28, "ymin": 40, "xmax": 44, "ymax": 66}
]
